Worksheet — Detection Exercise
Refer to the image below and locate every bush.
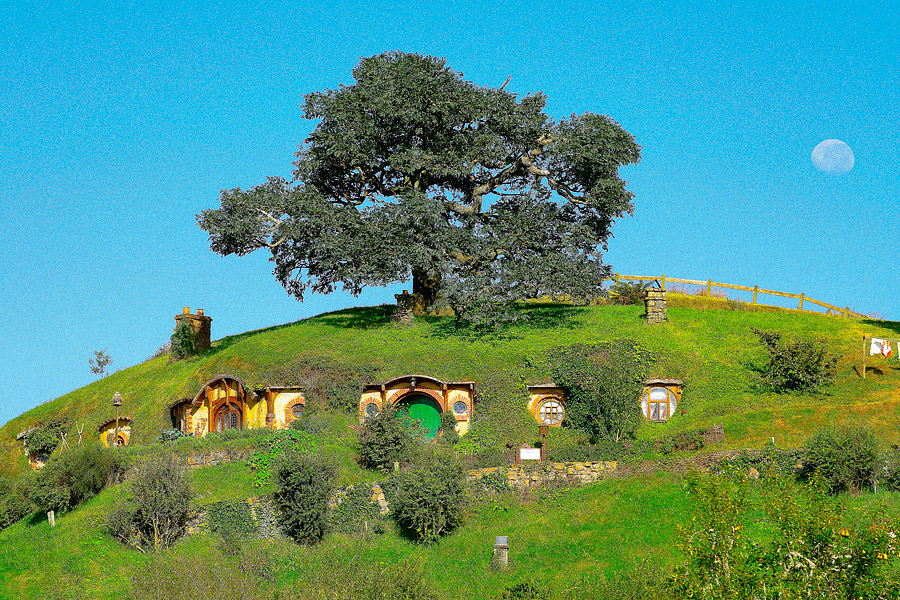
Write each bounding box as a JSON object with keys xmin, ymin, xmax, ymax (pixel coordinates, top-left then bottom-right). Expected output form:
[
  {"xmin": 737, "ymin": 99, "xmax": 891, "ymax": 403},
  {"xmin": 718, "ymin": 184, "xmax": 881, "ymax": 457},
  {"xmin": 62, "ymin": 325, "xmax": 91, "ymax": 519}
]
[
  {"xmin": 438, "ymin": 411, "xmax": 459, "ymax": 445},
  {"xmin": 752, "ymin": 327, "xmax": 838, "ymax": 392},
  {"xmin": 28, "ymin": 443, "xmax": 115, "ymax": 514},
  {"xmin": 206, "ymin": 499, "xmax": 256, "ymax": 547},
  {"xmin": 107, "ymin": 453, "xmax": 193, "ymax": 551},
  {"xmin": 24, "ymin": 418, "xmax": 70, "ymax": 458},
  {"xmin": 357, "ymin": 406, "xmax": 417, "ymax": 471},
  {"xmin": 0, "ymin": 474, "xmax": 33, "ymax": 530},
  {"xmin": 329, "ymin": 484, "xmax": 385, "ymax": 537},
  {"xmin": 169, "ymin": 319, "xmax": 198, "ymax": 360},
  {"xmin": 803, "ymin": 425, "xmax": 880, "ymax": 493},
  {"xmin": 610, "ymin": 280, "xmax": 652, "ymax": 305},
  {"xmin": 272, "ymin": 449, "xmax": 335, "ymax": 545},
  {"xmin": 156, "ymin": 428, "xmax": 185, "ymax": 443},
  {"xmin": 548, "ymin": 340, "xmax": 653, "ymax": 442},
  {"xmin": 390, "ymin": 455, "xmax": 464, "ymax": 543},
  {"xmin": 883, "ymin": 445, "xmax": 900, "ymax": 492}
]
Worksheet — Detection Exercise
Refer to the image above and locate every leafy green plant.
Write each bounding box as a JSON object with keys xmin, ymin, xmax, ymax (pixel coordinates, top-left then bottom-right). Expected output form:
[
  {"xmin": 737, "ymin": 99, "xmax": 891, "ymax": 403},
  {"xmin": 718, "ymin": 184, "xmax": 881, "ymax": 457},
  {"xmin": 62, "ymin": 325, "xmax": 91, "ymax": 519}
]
[
  {"xmin": 169, "ymin": 319, "xmax": 198, "ymax": 361},
  {"xmin": 802, "ymin": 424, "xmax": 880, "ymax": 493},
  {"xmin": 0, "ymin": 474, "xmax": 33, "ymax": 530},
  {"xmin": 155, "ymin": 428, "xmax": 185, "ymax": 443},
  {"xmin": 272, "ymin": 448, "xmax": 335, "ymax": 545},
  {"xmin": 357, "ymin": 405, "xmax": 417, "ymax": 471},
  {"xmin": 24, "ymin": 418, "xmax": 70, "ymax": 458},
  {"xmin": 883, "ymin": 445, "xmax": 900, "ymax": 492},
  {"xmin": 206, "ymin": 499, "xmax": 256, "ymax": 547},
  {"xmin": 389, "ymin": 455, "xmax": 464, "ymax": 543},
  {"xmin": 28, "ymin": 443, "xmax": 116, "ymax": 515},
  {"xmin": 107, "ymin": 453, "xmax": 193, "ymax": 551},
  {"xmin": 548, "ymin": 340, "xmax": 653, "ymax": 442},
  {"xmin": 751, "ymin": 327, "xmax": 838, "ymax": 392},
  {"xmin": 610, "ymin": 280, "xmax": 653, "ymax": 305},
  {"xmin": 438, "ymin": 411, "xmax": 459, "ymax": 445},
  {"xmin": 329, "ymin": 484, "xmax": 385, "ymax": 537}
]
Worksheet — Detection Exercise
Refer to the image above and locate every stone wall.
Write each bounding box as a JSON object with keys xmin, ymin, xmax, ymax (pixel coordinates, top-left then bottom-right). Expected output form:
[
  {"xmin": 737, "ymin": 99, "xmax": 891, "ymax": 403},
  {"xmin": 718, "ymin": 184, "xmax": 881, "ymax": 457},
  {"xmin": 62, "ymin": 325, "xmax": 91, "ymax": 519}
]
[{"xmin": 468, "ymin": 461, "xmax": 617, "ymax": 489}]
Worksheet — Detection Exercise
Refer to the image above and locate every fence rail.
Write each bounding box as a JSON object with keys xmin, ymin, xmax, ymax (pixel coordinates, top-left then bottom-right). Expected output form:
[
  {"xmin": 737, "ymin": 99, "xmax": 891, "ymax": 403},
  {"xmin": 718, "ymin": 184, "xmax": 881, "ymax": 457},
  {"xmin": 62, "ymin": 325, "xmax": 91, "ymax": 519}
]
[{"xmin": 608, "ymin": 274, "xmax": 866, "ymax": 319}]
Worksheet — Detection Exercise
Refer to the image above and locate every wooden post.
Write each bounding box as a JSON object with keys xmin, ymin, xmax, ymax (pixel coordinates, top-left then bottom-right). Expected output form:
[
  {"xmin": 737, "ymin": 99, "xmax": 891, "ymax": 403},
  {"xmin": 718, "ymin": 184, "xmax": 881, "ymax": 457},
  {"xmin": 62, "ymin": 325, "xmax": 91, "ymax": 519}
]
[
  {"xmin": 845, "ymin": 307, "xmax": 850, "ymax": 318},
  {"xmin": 706, "ymin": 279, "xmax": 712, "ymax": 296},
  {"xmin": 614, "ymin": 273, "xmax": 620, "ymax": 284},
  {"xmin": 752, "ymin": 285, "xmax": 758, "ymax": 304},
  {"xmin": 798, "ymin": 293, "xmax": 805, "ymax": 311},
  {"xmin": 660, "ymin": 274, "xmax": 666, "ymax": 290},
  {"xmin": 862, "ymin": 335, "xmax": 867, "ymax": 379}
]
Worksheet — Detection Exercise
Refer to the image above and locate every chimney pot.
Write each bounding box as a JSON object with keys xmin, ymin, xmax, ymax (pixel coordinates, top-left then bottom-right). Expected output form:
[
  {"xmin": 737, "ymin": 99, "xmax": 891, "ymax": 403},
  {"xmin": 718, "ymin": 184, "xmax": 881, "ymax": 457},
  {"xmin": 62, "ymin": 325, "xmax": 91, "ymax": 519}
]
[
  {"xmin": 183, "ymin": 307, "xmax": 190, "ymax": 314},
  {"xmin": 198, "ymin": 308, "xmax": 204, "ymax": 316}
]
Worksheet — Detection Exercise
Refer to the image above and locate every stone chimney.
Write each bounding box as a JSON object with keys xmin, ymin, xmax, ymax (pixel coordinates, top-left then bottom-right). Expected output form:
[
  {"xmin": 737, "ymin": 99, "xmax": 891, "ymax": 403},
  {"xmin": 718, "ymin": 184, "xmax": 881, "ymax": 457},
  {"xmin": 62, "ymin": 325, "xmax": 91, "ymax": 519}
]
[
  {"xmin": 644, "ymin": 288, "xmax": 668, "ymax": 324},
  {"xmin": 174, "ymin": 307, "xmax": 213, "ymax": 350}
]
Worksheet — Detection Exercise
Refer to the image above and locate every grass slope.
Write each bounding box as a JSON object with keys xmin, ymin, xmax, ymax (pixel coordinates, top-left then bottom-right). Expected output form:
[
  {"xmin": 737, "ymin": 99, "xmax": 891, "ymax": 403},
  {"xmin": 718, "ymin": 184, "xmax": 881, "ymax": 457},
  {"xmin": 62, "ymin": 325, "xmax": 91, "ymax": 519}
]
[{"xmin": 4, "ymin": 296, "xmax": 900, "ymax": 474}]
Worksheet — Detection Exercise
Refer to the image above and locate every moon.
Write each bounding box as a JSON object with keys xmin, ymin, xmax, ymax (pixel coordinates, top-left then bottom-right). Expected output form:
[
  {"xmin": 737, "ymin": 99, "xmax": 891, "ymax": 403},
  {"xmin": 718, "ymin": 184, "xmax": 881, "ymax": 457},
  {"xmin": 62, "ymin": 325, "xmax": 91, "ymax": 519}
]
[{"xmin": 811, "ymin": 139, "xmax": 854, "ymax": 175}]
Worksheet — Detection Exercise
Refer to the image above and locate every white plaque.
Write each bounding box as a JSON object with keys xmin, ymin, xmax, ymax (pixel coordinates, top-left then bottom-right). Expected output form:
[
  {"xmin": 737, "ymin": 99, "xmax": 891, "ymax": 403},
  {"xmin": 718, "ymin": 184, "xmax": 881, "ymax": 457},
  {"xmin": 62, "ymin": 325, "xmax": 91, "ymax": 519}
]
[{"xmin": 519, "ymin": 447, "xmax": 541, "ymax": 461}]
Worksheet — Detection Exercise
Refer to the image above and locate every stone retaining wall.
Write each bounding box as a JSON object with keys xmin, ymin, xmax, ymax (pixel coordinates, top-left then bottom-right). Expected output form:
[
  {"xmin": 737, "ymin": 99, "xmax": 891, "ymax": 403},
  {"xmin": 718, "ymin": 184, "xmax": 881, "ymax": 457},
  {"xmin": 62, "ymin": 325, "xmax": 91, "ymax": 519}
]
[{"xmin": 468, "ymin": 461, "xmax": 617, "ymax": 489}]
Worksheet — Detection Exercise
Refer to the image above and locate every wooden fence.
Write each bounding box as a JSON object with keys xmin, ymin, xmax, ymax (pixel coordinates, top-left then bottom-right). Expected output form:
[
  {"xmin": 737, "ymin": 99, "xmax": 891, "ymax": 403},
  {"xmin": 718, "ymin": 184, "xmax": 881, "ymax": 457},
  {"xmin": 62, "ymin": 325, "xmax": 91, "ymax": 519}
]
[{"xmin": 608, "ymin": 274, "xmax": 866, "ymax": 319}]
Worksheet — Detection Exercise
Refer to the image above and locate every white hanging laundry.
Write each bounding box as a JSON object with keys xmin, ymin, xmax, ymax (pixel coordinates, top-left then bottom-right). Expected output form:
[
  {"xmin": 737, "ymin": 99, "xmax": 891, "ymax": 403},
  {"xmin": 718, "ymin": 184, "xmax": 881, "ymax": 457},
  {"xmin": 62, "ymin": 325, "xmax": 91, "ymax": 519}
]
[{"xmin": 870, "ymin": 338, "xmax": 886, "ymax": 356}]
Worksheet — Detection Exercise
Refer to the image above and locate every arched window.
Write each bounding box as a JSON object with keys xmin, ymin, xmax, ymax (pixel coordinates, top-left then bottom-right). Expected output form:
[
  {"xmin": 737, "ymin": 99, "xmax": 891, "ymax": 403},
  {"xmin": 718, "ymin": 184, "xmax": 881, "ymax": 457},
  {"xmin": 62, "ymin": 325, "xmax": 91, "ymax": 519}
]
[{"xmin": 215, "ymin": 404, "xmax": 242, "ymax": 432}]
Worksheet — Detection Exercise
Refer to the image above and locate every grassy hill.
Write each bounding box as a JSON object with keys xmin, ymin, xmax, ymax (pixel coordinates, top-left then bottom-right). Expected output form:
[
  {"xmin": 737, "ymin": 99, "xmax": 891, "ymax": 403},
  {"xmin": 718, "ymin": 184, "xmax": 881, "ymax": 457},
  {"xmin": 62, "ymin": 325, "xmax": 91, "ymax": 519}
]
[
  {"xmin": 2, "ymin": 295, "xmax": 900, "ymax": 598},
  {"xmin": 4, "ymin": 294, "xmax": 899, "ymax": 474}
]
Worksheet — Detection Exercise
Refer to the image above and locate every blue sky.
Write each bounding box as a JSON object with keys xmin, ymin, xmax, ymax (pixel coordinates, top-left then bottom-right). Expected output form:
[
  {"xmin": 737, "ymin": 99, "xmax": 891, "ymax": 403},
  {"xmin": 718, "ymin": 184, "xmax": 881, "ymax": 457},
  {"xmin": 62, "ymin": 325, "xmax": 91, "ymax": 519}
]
[{"xmin": 1, "ymin": 1, "xmax": 897, "ymax": 426}]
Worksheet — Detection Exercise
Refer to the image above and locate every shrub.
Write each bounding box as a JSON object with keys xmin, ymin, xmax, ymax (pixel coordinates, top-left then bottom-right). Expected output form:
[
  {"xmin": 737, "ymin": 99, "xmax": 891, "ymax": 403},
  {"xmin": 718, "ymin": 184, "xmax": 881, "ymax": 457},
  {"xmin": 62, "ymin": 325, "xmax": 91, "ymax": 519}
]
[
  {"xmin": 0, "ymin": 474, "xmax": 33, "ymax": 530},
  {"xmin": 169, "ymin": 319, "xmax": 198, "ymax": 360},
  {"xmin": 751, "ymin": 327, "xmax": 838, "ymax": 392},
  {"xmin": 438, "ymin": 411, "xmax": 459, "ymax": 445},
  {"xmin": 272, "ymin": 449, "xmax": 335, "ymax": 545},
  {"xmin": 610, "ymin": 280, "xmax": 652, "ymax": 305},
  {"xmin": 329, "ymin": 484, "xmax": 385, "ymax": 537},
  {"xmin": 390, "ymin": 456, "xmax": 464, "ymax": 543},
  {"xmin": 802, "ymin": 425, "xmax": 880, "ymax": 493},
  {"xmin": 28, "ymin": 443, "xmax": 115, "ymax": 514},
  {"xmin": 357, "ymin": 406, "xmax": 417, "ymax": 471},
  {"xmin": 24, "ymin": 418, "xmax": 70, "ymax": 458},
  {"xmin": 548, "ymin": 340, "xmax": 653, "ymax": 442},
  {"xmin": 883, "ymin": 445, "xmax": 900, "ymax": 492},
  {"xmin": 155, "ymin": 428, "xmax": 185, "ymax": 443},
  {"xmin": 107, "ymin": 453, "xmax": 193, "ymax": 551},
  {"xmin": 206, "ymin": 499, "xmax": 256, "ymax": 547}
]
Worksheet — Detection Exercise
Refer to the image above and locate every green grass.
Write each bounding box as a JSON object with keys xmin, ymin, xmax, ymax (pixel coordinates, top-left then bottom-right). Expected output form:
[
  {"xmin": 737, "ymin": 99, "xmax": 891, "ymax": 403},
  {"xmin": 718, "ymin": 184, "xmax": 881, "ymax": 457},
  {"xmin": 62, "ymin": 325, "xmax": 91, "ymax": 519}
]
[{"xmin": 2, "ymin": 296, "xmax": 900, "ymax": 597}]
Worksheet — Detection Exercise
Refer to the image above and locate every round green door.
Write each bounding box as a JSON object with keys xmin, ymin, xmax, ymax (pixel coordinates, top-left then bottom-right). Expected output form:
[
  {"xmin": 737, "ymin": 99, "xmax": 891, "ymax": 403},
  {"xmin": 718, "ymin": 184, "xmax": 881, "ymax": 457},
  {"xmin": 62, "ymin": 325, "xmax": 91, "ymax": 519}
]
[{"xmin": 398, "ymin": 394, "xmax": 442, "ymax": 441}]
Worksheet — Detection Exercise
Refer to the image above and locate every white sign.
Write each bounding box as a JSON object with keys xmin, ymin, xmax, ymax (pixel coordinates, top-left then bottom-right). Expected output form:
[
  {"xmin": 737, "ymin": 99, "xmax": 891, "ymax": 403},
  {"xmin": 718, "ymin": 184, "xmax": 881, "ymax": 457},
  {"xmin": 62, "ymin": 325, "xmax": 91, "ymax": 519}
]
[{"xmin": 519, "ymin": 447, "xmax": 541, "ymax": 461}]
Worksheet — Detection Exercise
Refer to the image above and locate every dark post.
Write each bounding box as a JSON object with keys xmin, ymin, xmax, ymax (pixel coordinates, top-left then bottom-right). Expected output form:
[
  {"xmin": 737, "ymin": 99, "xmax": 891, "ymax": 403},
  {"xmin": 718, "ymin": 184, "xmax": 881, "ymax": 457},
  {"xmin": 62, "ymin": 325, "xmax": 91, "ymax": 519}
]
[{"xmin": 111, "ymin": 392, "xmax": 123, "ymax": 446}]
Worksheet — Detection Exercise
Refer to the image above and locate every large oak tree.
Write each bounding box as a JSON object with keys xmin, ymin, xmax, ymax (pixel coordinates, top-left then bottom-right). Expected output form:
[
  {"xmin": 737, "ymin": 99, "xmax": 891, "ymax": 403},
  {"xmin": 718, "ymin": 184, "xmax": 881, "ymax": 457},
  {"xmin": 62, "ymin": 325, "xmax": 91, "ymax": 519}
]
[{"xmin": 198, "ymin": 52, "xmax": 640, "ymax": 322}]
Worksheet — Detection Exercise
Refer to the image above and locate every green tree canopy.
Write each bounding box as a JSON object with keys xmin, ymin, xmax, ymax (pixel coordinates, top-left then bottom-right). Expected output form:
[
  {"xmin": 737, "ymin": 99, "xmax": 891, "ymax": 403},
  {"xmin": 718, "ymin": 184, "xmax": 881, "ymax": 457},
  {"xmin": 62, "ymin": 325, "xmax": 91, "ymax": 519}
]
[{"xmin": 198, "ymin": 51, "xmax": 640, "ymax": 322}]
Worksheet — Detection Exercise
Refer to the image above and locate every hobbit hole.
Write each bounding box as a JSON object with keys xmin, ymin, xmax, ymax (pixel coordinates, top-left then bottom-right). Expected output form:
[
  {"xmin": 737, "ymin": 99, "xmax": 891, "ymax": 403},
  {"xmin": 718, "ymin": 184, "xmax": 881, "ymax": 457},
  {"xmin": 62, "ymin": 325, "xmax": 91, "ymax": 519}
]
[
  {"xmin": 169, "ymin": 375, "xmax": 305, "ymax": 436},
  {"xmin": 528, "ymin": 385, "xmax": 567, "ymax": 426},
  {"xmin": 98, "ymin": 417, "xmax": 132, "ymax": 447},
  {"xmin": 359, "ymin": 375, "xmax": 475, "ymax": 439}
]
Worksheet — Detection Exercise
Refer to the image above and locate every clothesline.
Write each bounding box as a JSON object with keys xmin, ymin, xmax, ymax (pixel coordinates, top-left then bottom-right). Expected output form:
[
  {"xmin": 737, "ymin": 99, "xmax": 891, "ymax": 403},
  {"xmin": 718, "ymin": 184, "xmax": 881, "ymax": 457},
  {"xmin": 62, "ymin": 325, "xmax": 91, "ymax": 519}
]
[{"xmin": 861, "ymin": 334, "xmax": 900, "ymax": 378}]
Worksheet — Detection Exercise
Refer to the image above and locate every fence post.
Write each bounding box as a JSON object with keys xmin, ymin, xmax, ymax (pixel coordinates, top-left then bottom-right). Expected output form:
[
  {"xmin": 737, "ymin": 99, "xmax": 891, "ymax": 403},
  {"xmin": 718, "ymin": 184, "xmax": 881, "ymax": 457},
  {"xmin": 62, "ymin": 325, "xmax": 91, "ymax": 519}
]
[
  {"xmin": 706, "ymin": 279, "xmax": 712, "ymax": 296},
  {"xmin": 614, "ymin": 273, "xmax": 620, "ymax": 284},
  {"xmin": 862, "ymin": 335, "xmax": 867, "ymax": 379},
  {"xmin": 752, "ymin": 285, "xmax": 758, "ymax": 304},
  {"xmin": 798, "ymin": 293, "xmax": 805, "ymax": 311},
  {"xmin": 661, "ymin": 274, "xmax": 666, "ymax": 290},
  {"xmin": 845, "ymin": 307, "xmax": 850, "ymax": 318}
]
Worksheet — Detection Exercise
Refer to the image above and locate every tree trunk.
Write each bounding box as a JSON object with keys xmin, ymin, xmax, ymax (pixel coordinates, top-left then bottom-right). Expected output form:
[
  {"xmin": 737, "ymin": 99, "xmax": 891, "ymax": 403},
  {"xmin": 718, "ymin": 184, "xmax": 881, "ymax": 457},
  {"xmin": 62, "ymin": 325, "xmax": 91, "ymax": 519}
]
[{"xmin": 412, "ymin": 269, "xmax": 440, "ymax": 314}]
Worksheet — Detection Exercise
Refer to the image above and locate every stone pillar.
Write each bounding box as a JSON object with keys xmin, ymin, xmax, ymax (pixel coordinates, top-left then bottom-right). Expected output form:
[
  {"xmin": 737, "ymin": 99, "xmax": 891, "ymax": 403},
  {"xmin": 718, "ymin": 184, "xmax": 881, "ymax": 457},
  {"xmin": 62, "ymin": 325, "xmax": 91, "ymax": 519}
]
[
  {"xmin": 644, "ymin": 287, "xmax": 668, "ymax": 324},
  {"xmin": 393, "ymin": 290, "xmax": 416, "ymax": 323}
]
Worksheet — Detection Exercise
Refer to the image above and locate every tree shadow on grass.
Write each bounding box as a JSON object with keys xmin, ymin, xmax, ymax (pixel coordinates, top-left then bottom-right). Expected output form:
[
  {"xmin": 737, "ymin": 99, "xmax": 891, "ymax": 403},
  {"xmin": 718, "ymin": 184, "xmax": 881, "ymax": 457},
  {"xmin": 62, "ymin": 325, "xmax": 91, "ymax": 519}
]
[
  {"xmin": 315, "ymin": 305, "xmax": 395, "ymax": 329},
  {"xmin": 861, "ymin": 318, "xmax": 900, "ymax": 336},
  {"xmin": 427, "ymin": 303, "xmax": 586, "ymax": 342}
]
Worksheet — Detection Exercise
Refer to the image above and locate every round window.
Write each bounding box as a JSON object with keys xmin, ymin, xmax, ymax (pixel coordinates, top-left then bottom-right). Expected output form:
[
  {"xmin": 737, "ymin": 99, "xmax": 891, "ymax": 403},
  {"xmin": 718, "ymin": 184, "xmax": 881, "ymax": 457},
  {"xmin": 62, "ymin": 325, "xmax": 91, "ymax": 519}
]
[
  {"xmin": 364, "ymin": 403, "xmax": 380, "ymax": 417},
  {"xmin": 453, "ymin": 400, "xmax": 468, "ymax": 415},
  {"xmin": 291, "ymin": 404, "xmax": 303, "ymax": 419},
  {"xmin": 539, "ymin": 399, "xmax": 564, "ymax": 425}
]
